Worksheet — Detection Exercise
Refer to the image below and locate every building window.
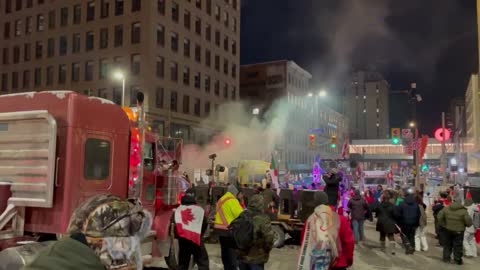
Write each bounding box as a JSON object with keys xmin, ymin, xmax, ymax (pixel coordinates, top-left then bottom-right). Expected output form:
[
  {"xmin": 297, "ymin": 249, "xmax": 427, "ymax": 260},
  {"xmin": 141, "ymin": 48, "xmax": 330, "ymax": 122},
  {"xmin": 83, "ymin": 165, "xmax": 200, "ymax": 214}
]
[
  {"xmin": 155, "ymin": 87, "xmax": 164, "ymax": 108},
  {"xmin": 131, "ymin": 22, "xmax": 140, "ymax": 44},
  {"xmin": 26, "ymin": 0, "xmax": 32, "ymax": 8},
  {"xmin": 97, "ymin": 88, "xmax": 107, "ymax": 98},
  {"xmin": 194, "ymin": 72, "xmax": 200, "ymax": 89},
  {"xmin": 14, "ymin": 19, "xmax": 21, "ymax": 36},
  {"xmin": 170, "ymin": 61, "xmax": 178, "ymax": 81},
  {"xmin": 99, "ymin": 59, "xmax": 108, "ymax": 79},
  {"xmin": 223, "ymin": 36, "xmax": 228, "ymax": 51},
  {"xmin": 48, "ymin": 10, "xmax": 55, "ymax": 29},
  {"xmin": 206, "ymin": 0, "xmax": 211, "ymax": 15},
  {"xmin": 214, "ymin": 55, "xmax": 220, "ymax": 71},
  {"xmin": 214, "ymin": 80, "xmax": 219, "ymax": 96},
  {"xmin": 12, "ymin": 72, "xmax": 18, "ymax": 89},
  {"xmin": 130, "ymin": 87, "xmax": 140, "ymax": 105},
  {"xmin": 156, "ymin": 56, "xmax": 164, "ymax": 78},
  {"xmin": 72, "ymin": 33, "xmax": 81, "ymax": 53},
  {"xmin": 195, "ymin": 44, "xmax": 201, "ymax": 62},
  {"xmin": 60, "ymin": 7, "xmax": 68, "ymax": 26},
  {"xmin": 24, "ymin": 44, "xmax": 31, "ymax": 61},
  {"xmin": 37, "ymin": 14, "xmax": 45, "ymax": 31},
  {"xmin": 112, "ymin": 87, "xmax": 121, "ymax": 104},
  {"xmin": 86, "ymin": 31, "xmax": 94, "ymax": 51},
  {"xmin": 231, "ymin": 86, "xmax": 236, "ymax": 99},
  {"xmin": 26, "ymin": 16, "xmax": 32, "ymax": 34},
  {"xmin": 5, "ymin": 0, "xmax": 12, "ymax": 13},
  {"xmin": 204, "ymin": 101, "xmax": 211, "ymax": 115},
  {"xmin": 205, "ymin": 49, "xmax": 211, "ymax": 67},
  {"xmin": 13, "ymin": 46, "xmax": 20, "ymax": 63},
  {"xmin": 3, "ymin": 22, "xmax": 10, "ymax": 39},
  {"xmin": 184, "ymin": 10, "xmax": 191, "ymax": 29},
  {"xmin": 1, "ymin": 73, "xmax": 7, "ymax": 91},
  {"xmin": 59, "ymin": 35, "xmax": 67, "ymax": 56},
  {"xmin": 183, "ymin": 66, "xmax": 190, "ymax": 85},
  {"xmin": 25, "ymin": 43, "xmax": 41, "ymax": 61},
  {"xmin": 131, "ymin": 54, "xmax": 140, "ymax": 75},
  {"xmin": 183, "ymin": 38, "xmax": 190, "ymax": 57},
  {"xmin": 72, "ymin": 62, "xmax": 80, "ymax": 82},
  {"xmin": 114, "ymin": 25, "xmax": 123, "ymax": 47},
  {"xmin": 232, "ymin": 64, "xmax": 237, "ymax": 78},
  {"xmin": 215, "ymin": 30, "xmax": 220, "ymax": 46},
  {"xmin": 46, "ymin": 66, "xmax": 53, "ymax": 86},
  {"xmin": 223, "ymin": 59, "xmax": 228, "ymax": 75},
  {"xmin": 47, "ymin": 38, "xmax": 55, "ymax": 57},
  {"xmin": 101, "ymin": 0, "xmax": 109, "ymax": 18},
  {"xmin": 233, "ymin": 0, "xmax": 237, "ymax": 9},
  {"xmin": 158, "ymin": 0, "xmax": 165, "ymax": 14},
  {"xmin": 172, "ymin": 1, "xmax": 179, "ymax": 22},
  {"xmin": 195, "ymin": 17, "xmax": 201, "ymax": 35},
  {"xmin": 73, "ymin": 5, "xmax": 81, "ymax": 24},
  {"xmin": 170, "ymin": 91, "xmax": 177, "ymax": 112},
  {"xmin": 34, "ymin": 67, "xmax": 41, "ymax": 87},
  {"xmin": 223, "ymin": 83, "xmax": 228, "ymax": 98},
  {"xmin": 196, "ymin": 0, "xmax": 202, "ymax": 9},
  {"xmin": 194, "ymin": 98, "xmax": 200, "ymax": 116},
  {"xmin": 223, "ymin": 11, "xmax": 228, "ymax": 27},
  {"xmin": 204, "ymin": 75, "xmax": 210, "ymax": 92},
  {"xmin": 205, "ymin": 24, "xmax": 211, "ymax": 41},
  {"xmin": 232, "ymin": 40, "xmax": 237, "ymax": 55},
  {"xmin": 183, "ymin": 95, "xmax": 190, "ymax": 114},
  {"xmin": 23, "ymin": 70, "xmax": 30, "ymax": 88},
  {"xmin": 115, "ymin": 0, "xmax": 124, "ymax": 15},
  {"xmin": 233, "ymin": 17, "xmax": 237, "ymax": 33},
  {"xmin": 85, "ymin": 61, "xmax": 94, "ymax": 81},
  {"xmin": 58, "ymin": 64, "xmax": 66, "ymax": 84},
  {"xmin": 132, "ymin": 0, "xmax": 141, "ymax": 12},
  {"xmin": 214, "ymin": 5, "xmax": 220, "ymax": 21},
  {"xmin": 171, "ymin": 32, "xmax": 178, "ymax": 51},
  {"xmin": 87, "ymin": 1, "xmax": 95, "ymax": 21},
  {"xmin": 100, "ymin": 28, "xmax": 108, "ymax": 49},
  {"xmin": 157, "ymin": 24, "xmax": 165, "ymax": 46}
]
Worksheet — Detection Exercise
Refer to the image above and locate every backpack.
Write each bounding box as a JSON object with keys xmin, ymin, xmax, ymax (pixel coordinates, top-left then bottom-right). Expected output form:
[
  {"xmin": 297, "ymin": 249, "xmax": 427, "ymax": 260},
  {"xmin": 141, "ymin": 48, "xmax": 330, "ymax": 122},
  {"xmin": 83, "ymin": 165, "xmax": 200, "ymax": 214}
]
[
  {"xmin": 228, "ymin": 210, "xmax": 254, "ymax": 250},
  {"xmin": 473, "ymin": 209, "xmax": 480, "ymax": 229}
]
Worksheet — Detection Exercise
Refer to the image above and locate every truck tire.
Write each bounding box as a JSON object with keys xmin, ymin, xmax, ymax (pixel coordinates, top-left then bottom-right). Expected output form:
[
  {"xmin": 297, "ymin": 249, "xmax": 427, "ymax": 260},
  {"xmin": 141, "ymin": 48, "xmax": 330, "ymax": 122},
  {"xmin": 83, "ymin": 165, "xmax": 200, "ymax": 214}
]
[{"xmin": 272, "ymin": 225, "xmax": 285, "ymax": 248}]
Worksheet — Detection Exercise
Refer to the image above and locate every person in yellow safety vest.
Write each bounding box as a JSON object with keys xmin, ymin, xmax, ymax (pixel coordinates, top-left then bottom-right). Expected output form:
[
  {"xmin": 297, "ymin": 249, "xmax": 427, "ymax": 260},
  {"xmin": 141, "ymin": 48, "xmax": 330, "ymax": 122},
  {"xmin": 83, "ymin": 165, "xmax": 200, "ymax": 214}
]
[{"xmin": 214, "ymin": 184, "xmax": 244, "ymax": 270}]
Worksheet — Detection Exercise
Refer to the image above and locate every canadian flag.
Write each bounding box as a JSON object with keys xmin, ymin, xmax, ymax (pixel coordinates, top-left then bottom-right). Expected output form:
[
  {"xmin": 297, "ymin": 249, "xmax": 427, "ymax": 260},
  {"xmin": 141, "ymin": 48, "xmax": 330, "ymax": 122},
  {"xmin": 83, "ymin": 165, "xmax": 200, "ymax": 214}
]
[
  {"xmin": 341, "ymin": 135, "xmax": 349, "ymax": 159},
  {"xmin": 174, "ymin": 205, "xmax": 205, "ymax": 246}
]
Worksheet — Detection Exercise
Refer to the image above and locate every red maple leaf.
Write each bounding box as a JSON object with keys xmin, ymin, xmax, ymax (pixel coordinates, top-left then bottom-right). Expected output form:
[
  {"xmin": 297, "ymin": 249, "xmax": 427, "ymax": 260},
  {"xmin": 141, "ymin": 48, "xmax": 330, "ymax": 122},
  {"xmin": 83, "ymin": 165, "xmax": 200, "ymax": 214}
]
[{"xmin": 181, "ymin": 208, "xmax": 194, "ymax": 225}]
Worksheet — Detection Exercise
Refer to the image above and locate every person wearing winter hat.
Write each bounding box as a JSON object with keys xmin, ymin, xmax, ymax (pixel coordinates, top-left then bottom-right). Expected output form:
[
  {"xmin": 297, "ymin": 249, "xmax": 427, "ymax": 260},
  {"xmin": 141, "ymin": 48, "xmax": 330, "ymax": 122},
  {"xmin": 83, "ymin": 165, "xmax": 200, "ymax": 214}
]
[
  {"xmin": 463, "ymin": 198, "xmax": 478, "ymax": 258},
  {"xmin": 214, "ymin": 184, "xmax": 244, "ymax": 270}
]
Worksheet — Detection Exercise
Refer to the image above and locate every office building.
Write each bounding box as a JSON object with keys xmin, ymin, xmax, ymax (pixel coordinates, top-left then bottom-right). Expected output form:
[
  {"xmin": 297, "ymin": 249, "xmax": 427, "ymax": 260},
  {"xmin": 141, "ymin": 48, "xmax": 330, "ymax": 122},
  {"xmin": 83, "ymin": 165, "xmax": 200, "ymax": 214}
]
[
  {"xmin": 0, "ymin": 0, "xmax": 240, "ymax": 144},
  {"xmin": 342, "ymin": 71, "xmax": 390, "ymax": 140}
]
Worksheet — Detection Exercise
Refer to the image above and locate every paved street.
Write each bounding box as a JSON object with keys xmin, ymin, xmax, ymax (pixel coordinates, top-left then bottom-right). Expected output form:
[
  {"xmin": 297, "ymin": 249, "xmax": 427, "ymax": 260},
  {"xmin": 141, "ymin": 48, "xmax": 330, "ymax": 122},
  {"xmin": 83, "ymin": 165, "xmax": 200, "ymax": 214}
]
[{"xmin": 152, "ymin": 216, "xmax": 480, "ymax": 270}]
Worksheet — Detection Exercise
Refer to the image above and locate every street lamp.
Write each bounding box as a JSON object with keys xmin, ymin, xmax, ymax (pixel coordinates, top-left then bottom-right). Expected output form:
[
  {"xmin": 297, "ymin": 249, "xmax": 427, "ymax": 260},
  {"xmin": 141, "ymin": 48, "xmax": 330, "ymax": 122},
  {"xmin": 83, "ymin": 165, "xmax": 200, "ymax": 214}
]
[
  {"xmin": 409, "ymin": 121, "xmax": 416, "ymax": 128},
  {"xmin": 113, "ymin": 71, "xmax": 126, "ymax": 106},
  {"xmin": 307, "ymin": 92, "xmax": 313, "ymax": 97},
  {"xmin": 252, "ymin": 107, "xmax": 260, "ymax": 115}
]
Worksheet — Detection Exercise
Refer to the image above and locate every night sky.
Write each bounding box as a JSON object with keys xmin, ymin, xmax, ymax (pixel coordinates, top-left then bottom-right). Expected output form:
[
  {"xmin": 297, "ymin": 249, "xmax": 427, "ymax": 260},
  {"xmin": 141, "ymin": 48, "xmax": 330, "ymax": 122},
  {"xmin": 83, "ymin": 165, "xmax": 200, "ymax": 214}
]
[{"xmin": 240, "ymin": 0, "xmax": 478, "ymax": 135}]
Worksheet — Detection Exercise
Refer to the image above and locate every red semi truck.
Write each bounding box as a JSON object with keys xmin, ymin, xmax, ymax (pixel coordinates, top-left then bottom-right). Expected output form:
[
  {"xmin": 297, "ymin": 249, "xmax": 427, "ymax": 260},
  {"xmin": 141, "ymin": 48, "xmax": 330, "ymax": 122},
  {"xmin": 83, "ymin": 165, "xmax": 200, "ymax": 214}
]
[{"xmin": 0, "ymin": 91, "xmax": 183, "ymax": 269}]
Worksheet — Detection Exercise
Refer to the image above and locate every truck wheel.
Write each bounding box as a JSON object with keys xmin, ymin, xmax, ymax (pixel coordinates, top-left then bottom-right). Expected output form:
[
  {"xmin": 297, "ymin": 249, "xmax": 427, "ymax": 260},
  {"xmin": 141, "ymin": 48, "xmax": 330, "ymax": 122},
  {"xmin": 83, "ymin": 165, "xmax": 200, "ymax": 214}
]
[{"xmin": 272, "ymin": 225, "xmax": 285, "ymax": 248}]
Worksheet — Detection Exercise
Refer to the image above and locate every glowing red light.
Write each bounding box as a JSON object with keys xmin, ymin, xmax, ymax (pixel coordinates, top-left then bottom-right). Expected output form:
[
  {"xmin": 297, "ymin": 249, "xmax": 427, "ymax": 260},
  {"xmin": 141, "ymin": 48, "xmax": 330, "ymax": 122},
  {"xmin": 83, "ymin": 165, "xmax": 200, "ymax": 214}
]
[
  {"xmin": 309, "ymin": 134, "xmax": 315, "ymax": 141},
  {"xmin": 434, "ymin": 128, "xmax": 451, "ymax": 142},
  {"xmin": 224, "ymin": 138, "xmax": 231, "ymax": 145}
]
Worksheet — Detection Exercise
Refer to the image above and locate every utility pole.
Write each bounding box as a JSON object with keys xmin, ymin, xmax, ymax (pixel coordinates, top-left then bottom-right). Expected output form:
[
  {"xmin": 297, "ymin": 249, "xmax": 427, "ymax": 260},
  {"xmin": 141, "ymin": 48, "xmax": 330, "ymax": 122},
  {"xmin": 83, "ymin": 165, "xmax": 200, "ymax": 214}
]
[{"xmin": 441, "ymin": 112, "xmax": 447, "ymax": 185}]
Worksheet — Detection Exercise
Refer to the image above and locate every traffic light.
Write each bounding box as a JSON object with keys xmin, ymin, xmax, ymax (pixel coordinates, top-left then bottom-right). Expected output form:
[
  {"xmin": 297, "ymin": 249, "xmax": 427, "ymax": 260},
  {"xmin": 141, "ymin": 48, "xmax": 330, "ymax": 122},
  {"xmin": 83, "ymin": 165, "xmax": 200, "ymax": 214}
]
[
  {"xmin": 330, "ymin": 136, "xmax": 337, "ymax": 148},
  {"xmin": 412, "ymin": 165, "xmax": 417, "ymax": 177},
  {"xmin": 224, "ymin": 137, "xmax": 232, "ymax": 145},
  {"xmin": 308, "ymin": 134, "xmax": 316, "ymax": 149},
  {"xmin": 391, "ymin": 128, "xmax": 400, "ymax": 145},
  {"xmin": 421, "ymin": 164, "xmax": 429, "ymax": 171}
]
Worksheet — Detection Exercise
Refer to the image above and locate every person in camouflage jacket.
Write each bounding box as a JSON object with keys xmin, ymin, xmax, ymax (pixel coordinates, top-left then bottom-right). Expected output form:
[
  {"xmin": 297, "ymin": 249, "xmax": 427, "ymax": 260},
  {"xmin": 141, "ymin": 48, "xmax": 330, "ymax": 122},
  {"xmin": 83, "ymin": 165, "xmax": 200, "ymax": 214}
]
[{"xmin": 236, "ymin": 194, "xmax": 274, "ymax": 270}]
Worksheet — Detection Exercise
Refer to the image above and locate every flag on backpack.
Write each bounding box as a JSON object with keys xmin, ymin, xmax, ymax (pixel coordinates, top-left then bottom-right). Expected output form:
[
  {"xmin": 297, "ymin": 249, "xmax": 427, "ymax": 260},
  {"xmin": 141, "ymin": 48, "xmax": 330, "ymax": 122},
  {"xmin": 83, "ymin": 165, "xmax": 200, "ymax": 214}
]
[{"xmin": 297, "ymin": 205, "xmax": 341, "ymax": 270}]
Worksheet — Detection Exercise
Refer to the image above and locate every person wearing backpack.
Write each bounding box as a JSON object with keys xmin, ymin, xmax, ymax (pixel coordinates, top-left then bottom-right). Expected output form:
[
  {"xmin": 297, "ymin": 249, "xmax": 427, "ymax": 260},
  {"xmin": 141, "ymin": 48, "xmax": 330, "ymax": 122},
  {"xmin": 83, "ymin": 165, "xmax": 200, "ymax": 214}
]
[
  {"xmin": 298, "ymin": 191, "xmax": 355, "ymax": 270},
  {"xmin": 395, "ymin": 191, "xmax": 420, "ymax": 255},
  {"xmin": 214, "ymin": 184, "xmax": 245, "ymax": 270},
  {"xmin": 463, "ymin": 198, "xmax": 478, "ymax": 257},
  {"xmin": 347, "ymin": 189, "xmax": 370, "ymax": 244},
  {"xmin": 233, "ymin": 194, "xmax": 274, "ymax": 270},
  {"xmin": 437, "ymin": 198, "xmax": 473, "ymax": 265}
]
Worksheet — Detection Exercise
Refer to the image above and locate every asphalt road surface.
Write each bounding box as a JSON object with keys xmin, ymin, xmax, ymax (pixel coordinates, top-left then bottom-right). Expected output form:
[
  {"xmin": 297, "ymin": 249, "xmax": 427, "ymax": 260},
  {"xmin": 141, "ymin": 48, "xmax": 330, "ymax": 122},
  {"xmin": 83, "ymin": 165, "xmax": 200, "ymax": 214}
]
[{"xmin": 151, "ymin": 216, "xmax": 480, "ymax": 270}]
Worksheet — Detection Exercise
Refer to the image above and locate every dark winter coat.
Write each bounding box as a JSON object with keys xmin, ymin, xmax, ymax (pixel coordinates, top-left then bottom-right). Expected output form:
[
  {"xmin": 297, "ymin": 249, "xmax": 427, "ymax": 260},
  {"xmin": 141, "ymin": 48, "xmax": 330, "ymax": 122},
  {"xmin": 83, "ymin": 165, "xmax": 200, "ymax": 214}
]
[
  {"xmin": 396, "ymin": 194, "xmax": 420, "ymax": 227},
  {"xmin": 236, "ymin": 195, "xmax": 274, "ymax": 264},
  {"xmin": 432, "ymin": 201, "xmax": 445, "ymax": 218},
  {"xmin": 374, "ymin": 201, "xmax": 397, "ymax": 234},
  {"xmin": 438, "ymin": 201, "xmax": 473, "ymax": 232},
  {"xmin": 323, "ymin": 173, "xmax": 342, "ymax": 206},
  {"xmin": 347, "ymin": 193, "xmax": 370, "ymax": 221}
]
